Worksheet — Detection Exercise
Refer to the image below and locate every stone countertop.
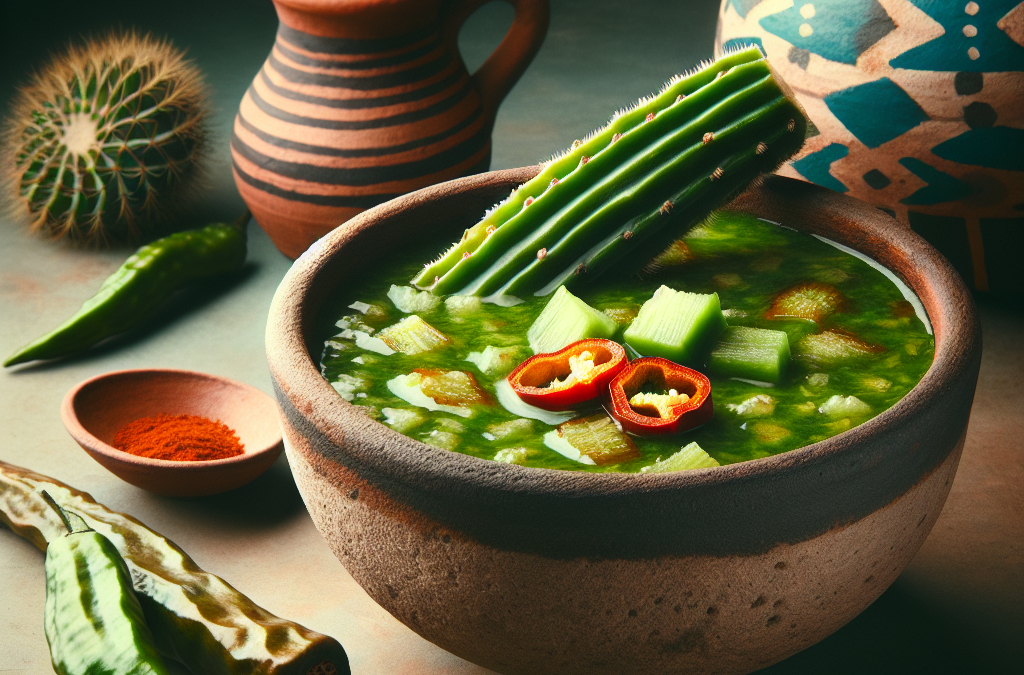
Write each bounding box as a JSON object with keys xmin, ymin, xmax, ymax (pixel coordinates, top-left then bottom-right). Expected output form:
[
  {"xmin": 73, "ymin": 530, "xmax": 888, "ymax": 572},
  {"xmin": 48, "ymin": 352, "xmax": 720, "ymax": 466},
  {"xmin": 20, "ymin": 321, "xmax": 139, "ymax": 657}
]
[{"xmin": 1, "ymin": 1, "xmax": 1020, "ymax": 672}]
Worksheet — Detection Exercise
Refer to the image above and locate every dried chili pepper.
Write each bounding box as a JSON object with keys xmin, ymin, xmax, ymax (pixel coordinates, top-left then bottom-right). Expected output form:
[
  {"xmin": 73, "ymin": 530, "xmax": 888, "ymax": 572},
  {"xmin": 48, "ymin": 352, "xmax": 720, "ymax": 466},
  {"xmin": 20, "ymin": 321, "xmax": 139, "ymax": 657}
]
[
  {"xmin": 40, "ymin": 491, "xmax": 170, "ymax": 675},
  {"xmin": 4, "ymin": 213, "xmax": 249, "ymax": 367},
  {"xmin": 607, "ymin": 357, "xmax": 713, "ymax": 435},
  {"xmin": 507, "ymin": 339, "xmax": 627, "ymax": 411},
  {"xmin": 0, "ymin": 461, "xmax": 350, "ymax": 675}
]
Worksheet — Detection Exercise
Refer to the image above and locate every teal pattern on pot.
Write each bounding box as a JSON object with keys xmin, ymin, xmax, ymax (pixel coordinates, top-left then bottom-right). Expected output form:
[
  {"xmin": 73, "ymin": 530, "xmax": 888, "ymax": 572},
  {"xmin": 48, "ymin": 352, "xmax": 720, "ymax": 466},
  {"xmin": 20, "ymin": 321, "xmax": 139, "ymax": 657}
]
[{"xmin": 716, "ymin": 0, "xmax": 1024, "ymax": 294}]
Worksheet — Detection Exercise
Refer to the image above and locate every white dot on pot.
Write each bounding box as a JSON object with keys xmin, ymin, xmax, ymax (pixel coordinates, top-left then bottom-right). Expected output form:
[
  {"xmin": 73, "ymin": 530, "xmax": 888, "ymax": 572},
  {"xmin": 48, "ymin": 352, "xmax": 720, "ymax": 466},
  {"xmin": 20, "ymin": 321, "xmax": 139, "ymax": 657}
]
[
  {"xmin": 968, "ymin": 46, "xmax": 980, "ymax": 60},
  {"xmin": 800, "ymin": 4, "xmax": 815, "ymax": 19},
  {"xmin": 799, "ymin": 23, "xmax": 814, "ymax": 37},
  {"xmin": 963, "ymin": 24, "xmax": 978, "ymax": 37},
  {"xmin": 965, "ymin": 2, "xmax": 979, "ymax": 16}
]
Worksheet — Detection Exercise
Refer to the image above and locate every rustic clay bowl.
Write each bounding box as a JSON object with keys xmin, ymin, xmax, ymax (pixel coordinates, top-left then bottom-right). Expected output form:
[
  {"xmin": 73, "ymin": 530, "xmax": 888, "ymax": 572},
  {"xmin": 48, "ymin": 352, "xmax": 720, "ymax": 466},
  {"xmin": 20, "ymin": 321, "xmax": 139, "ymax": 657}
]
[
  {"xmin": 62, "ymin": 369, "xmax": 284, "ymax": 497},
  {"xmin": 266, "ymin": 169, "xmax": 981, "ymax": 675}
]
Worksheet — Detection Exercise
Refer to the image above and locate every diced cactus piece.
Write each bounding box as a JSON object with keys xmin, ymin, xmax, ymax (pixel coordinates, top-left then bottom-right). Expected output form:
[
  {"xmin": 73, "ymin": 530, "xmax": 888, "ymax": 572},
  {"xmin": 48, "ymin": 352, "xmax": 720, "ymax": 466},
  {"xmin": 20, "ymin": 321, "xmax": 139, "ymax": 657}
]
[
  {"xmin": 545, "ymin": 414, "xmax": 640, "ymax": 466},
  {"xmin": 379, "ymin": 316, "xmax": 450, "ymax": 355},
  {"xmin": 388, "ymin": 285, "xmax": 441, "ymax": 313},
  {"xmin": 330, "ymin": 373, "xmax": 366, "ymax": 401},
  {"xmin": 527, "ymin": 286, "xmax": 617, "ymax": 354},
  {"xmin": 423, "ymin": 430, "xmax": 460, "ymax": 450},
  {"xmin": 766, "ymin": 282, "xmax": 845, "ymax": 324},
  {"xmin": 623, "ymin": 285, "xmax": 726, "ymax": 363},
  {"xmin": 487, "ymin": 418, "xmax": 534, "ymax": 440},
  {"xmin": 708, "ymin": 326, "xmax": 790, "ymax": 383},
  {"xmin": 726, "ymin": 394, "xmax": 776, "ymax": 417},
  {"xmin": 436, "ymin": 417, "xmax": 466, "ymax": 432},
  {"xmin": 348, "ymin": 301, "xmax": 389, "ymax": 323},
  {"xmin": 797, "ymin": 329, "xmax": 883, "ymax": 366},
  {"xmin": 382, "ymin": 407, "xmax": 426, "ymax": 433},
  {"xmin": 417, "ymin": 369, "xmax": 490, "ymax": 406},
  {"xmin": 465, "ymin": 345, "xmax": 525, "ymax": 378},
  {"xmin": 445, "ymin": 295, "xmax": 484, "ymax": 315},
  {"xmin": 386, "ymin": 371, "xmax": 482, "ymax": 418},
  {"xmin": 494, "ymin": 447, "xmax": 537, "ymax": 465},
  {"xmin": 819, "ymin": 395, "xmax": 871, "ymax": 417},
  {"xmin": 806, "ymin": 373, "xmax": 829, "ymax": 388},
  {"xmin": 641, "ymin": 441, "xmax": 719, "ymax": 473},
  {"xmin": 751, "ymin": 422, "xmax": 791, "ymax": 443},
  {"xmin": 861, "ymin": 376, "xmax": 892, "ymax": 392},
  {"xmin": 412, "ymin": 46, "xmax": 808, "ymax": 299}
]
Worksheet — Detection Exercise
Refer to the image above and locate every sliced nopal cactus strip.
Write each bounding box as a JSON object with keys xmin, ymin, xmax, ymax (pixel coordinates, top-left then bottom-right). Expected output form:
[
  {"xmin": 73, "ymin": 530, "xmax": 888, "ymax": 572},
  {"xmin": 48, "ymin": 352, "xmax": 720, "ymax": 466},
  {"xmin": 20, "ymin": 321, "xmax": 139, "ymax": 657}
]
[
  {"xmin": 412, "ymin": 46, "xmax": 778, "ymax": 292},
  {"xmin": 412, "ymin": 46, "xmax": 807, "ymax": 299}
]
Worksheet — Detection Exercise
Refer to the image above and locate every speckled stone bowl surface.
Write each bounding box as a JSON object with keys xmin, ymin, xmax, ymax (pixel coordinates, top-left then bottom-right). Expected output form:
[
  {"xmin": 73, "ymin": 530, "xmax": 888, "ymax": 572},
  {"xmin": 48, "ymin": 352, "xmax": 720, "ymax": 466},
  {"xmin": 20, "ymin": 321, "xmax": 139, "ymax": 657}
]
[{"xmin": 266, "ymin": 169, "xmax": 981, "ymax": 675}]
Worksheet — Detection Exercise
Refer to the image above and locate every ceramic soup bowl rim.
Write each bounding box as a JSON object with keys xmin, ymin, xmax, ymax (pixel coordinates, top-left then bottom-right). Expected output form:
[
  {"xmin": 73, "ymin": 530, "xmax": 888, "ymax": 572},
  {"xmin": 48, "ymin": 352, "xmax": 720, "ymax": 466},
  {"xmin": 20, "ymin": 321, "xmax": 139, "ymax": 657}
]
[{"xmin": 266, "ymin": 168, "xmax": 980, "ymax": 560}]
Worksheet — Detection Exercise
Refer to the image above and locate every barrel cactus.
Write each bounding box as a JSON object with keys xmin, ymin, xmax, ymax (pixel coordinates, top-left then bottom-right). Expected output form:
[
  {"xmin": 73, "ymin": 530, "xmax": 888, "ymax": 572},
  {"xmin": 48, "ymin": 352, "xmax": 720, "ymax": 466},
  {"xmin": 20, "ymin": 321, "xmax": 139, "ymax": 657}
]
[
  {"xmin": 413, "ymin": 45, "xmax": 808, "ymax": 301},
  {"xmin": 2, "ymin": 32, "xmax": 208, "ymax": 244}
]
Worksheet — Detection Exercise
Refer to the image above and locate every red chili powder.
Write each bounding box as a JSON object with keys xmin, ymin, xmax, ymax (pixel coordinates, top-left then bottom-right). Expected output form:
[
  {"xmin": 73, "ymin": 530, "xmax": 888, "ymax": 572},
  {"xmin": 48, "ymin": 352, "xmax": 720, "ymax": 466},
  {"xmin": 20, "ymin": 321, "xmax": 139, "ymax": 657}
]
[{"xmin": 113, "ymin": 414, "xmax": 244, "ymax": 462}]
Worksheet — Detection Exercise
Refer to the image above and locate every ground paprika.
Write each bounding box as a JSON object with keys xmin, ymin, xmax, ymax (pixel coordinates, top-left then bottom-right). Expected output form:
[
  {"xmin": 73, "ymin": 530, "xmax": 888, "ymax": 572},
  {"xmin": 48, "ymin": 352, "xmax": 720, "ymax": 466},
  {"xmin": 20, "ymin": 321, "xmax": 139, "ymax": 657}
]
[{"xmin": 113, "ymin": 414, "xmax": 244, "ymax": 461}]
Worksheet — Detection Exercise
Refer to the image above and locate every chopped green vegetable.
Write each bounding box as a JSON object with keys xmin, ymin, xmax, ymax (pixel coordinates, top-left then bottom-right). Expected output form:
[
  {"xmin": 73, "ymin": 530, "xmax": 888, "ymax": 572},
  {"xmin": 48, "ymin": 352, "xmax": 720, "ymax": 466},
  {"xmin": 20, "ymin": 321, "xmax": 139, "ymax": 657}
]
[
  {"xmin": 378, "ymin": 316, "xmax": 450, "ymax": 355},
  {"xmin": 544, "ymin": 414, "xmax": 639, "ymax": 466},
  {"xmin": 387, "ymin": 285, "xmax": 440, "ymax": 313},
  {"xmin": 465, "ymin": 345, "xmax": 524, "ymax": 378},
  {"xmin": 796, "ymin": 328, "xmax": 883, "ymax": 365},
  {"xmin": 708, "ymin": 326, "xmax": 790, "ymax": 383},
  {"xmin": 526, "ymin": 286, "xmax": 617, "ymax": 354},
  {"xmin": 422, "ymin": 430, "xmax": 460, "ymax": 450},
  {"xmin": 766, "ymin": 282, "xmax": 844, "ymax": 324},
  {"xmin": 382, "ymin": 407, "xmax": 426, "ymax": 433},
  {"xmin": 330, "ymin": 374, "xmax": 366, "ymax": 401},
  {"xmin": 486, "ymin": 418, "xmax": 534, "ymax": 440},
  {"xmin": 751, "ymin": 422, "xmax": 791, "ymax": 443},
  {"xmin": 493, "ymin": 447, "xmax": 536, "ymax": 465},
  {"xmin": 445, "ymin": 295, "xmax": 483, "ymax": 315},
  {"xmin": 623, "ymin": 285, "xmax": 726, "ymax": 363},
  {"xmin": 819, "ymin": 395, "xmax": 871, "ymax": 417},
  {"xmin": 726, "ymin": 394, "xmax": 777, "ymax": 417},
  {"xmin": 386, "ymin": 372, "xmax": 474, "ymax": 417},
  {"xmin": 641, "ymin": 441, "xmax": 719, "ymax": 473}
]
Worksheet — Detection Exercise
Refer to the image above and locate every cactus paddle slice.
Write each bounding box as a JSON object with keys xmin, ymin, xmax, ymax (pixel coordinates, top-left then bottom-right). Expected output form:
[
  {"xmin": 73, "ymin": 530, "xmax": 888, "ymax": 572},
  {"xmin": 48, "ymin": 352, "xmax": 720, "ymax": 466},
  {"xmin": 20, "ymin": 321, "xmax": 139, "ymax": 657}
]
[{"xmin": 412, "ymin": 46, "xmax": 808, "ymax": 301}]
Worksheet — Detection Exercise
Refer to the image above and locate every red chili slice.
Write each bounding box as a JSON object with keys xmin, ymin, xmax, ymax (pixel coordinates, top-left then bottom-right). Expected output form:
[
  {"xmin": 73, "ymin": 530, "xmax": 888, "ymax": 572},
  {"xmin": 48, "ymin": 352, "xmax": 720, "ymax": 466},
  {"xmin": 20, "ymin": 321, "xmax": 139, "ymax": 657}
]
[
  {"xmin": 507, "ymin": 339, "xmax": 627, "ymax": 411},
  {"xmin": 607, "ymin": 357, "xmax": 713, "ymax": 435}
]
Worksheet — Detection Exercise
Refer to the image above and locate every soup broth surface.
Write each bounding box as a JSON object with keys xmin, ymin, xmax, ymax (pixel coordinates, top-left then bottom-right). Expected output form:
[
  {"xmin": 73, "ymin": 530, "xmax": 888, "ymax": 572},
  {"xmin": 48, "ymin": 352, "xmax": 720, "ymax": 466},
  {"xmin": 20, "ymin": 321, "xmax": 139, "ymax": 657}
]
[{"xmin": 319, "ymin": 211, "xmax": 934, "ymax": 472}]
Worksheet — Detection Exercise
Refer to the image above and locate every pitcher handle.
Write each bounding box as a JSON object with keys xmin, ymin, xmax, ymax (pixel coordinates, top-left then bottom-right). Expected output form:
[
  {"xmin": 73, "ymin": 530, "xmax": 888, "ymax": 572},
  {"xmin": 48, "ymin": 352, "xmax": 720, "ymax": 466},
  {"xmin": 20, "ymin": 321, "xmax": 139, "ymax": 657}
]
[{"xmin": 443, "ymin": 0, "xmax": 550, "ymax": 127}]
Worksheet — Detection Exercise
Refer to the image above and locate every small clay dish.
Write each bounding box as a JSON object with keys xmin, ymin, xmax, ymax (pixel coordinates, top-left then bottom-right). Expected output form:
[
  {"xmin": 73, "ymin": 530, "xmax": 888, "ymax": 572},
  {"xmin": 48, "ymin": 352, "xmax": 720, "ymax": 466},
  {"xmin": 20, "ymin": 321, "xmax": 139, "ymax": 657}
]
[{"xmin": 61, "ymin": 369, "xmax": 284, "ymax": 497}]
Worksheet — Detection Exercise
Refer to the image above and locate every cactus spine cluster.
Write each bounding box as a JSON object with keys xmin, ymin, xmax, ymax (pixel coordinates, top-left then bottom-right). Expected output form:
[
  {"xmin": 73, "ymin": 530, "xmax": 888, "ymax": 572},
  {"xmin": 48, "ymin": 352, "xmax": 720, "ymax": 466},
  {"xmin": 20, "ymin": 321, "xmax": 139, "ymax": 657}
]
[
  {"xmin": 412, "ymin": 46, "xmax": 807, "ymax": 300},
  {"xmin": 2, "ymin": 32, "xmax": 208, "ymax": 244}
]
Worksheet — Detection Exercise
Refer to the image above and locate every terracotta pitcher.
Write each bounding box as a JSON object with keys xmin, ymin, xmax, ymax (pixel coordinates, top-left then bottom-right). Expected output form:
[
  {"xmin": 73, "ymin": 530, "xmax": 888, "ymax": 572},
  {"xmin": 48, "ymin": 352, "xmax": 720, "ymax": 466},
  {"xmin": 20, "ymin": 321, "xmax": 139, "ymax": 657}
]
[{"xmin": 232, "ymin": 0, "xmax": 549, "ymax": 258}]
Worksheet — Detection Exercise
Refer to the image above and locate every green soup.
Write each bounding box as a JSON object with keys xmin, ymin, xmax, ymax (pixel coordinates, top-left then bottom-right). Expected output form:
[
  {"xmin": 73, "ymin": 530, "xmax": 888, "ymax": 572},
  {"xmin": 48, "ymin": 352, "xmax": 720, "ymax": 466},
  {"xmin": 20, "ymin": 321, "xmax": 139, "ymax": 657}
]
[{"xmin": 318, "ymin": 211, "xmax": 934, "ymax": 472}]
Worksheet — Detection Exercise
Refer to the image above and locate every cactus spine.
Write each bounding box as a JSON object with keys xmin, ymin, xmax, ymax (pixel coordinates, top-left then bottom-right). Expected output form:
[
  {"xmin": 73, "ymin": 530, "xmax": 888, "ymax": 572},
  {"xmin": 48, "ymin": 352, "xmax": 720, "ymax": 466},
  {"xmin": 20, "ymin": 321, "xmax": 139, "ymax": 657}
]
[
  {"xmin": 412, "ymin": 46, "xmax": 807, "ymax": 300},
  {"xmin": 2, "ymin": 32, "xmax": 208, "ymax": 244}
]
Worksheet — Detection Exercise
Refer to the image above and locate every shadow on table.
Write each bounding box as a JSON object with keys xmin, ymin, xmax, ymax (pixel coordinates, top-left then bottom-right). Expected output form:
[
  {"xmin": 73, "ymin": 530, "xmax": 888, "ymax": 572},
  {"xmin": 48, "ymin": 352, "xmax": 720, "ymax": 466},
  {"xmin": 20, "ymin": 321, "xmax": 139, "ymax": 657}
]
[
  {"xmin": 155, "ymin": 454, "xmax": 307, "ymax": 530},
  {"xmin": 757, "ymin": 578, "xmax": 1014, "ymax": 674}
]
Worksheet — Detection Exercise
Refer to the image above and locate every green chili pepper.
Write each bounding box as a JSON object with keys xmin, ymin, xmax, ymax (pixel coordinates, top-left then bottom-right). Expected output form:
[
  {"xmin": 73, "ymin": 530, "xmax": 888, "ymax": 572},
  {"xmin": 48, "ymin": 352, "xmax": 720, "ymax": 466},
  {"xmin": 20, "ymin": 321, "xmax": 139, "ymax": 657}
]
[
  {"xmin": 40, "ymin": 491, "xmax": 170, "ymax": 675},
  {"xmin": 2, "ymin": 462, "xmax": 351, "ymax": 675},
  {"xmin": 3, "ymin": 213, "xmax": 249, "ymax": 367}
]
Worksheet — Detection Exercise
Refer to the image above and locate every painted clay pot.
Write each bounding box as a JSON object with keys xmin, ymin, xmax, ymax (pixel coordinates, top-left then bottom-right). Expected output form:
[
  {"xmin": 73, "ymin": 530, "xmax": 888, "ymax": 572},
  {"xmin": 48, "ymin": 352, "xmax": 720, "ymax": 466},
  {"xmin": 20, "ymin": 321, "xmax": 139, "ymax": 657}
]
[
  {"xmin": 266, "ymin": 168, "xmax": 981, "ymax": 675},
  {"xmin": 233, "ymin": 0, "xmax": 549, "ymax": 259},
  {"xmin": 716, "ymin": 0, "xmax": 1024, "ymax": 293}
]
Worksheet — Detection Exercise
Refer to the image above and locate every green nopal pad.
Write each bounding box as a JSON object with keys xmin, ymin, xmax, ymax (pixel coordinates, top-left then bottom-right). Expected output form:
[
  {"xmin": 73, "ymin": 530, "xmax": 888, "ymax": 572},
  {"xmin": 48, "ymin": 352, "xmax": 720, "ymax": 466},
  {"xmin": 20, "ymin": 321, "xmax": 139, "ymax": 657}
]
[
  {"xmin": 527, "ymin": 286, "xmax": 617, "ymax": 355},
  {"xmin": 642, "ymin": 441, "xmax": 720, "ymax": 473},
  {"xmin": 412, "ymin": 45, "xmax": 808, "ymax": 299},
  {"xmin": 708, "ymin": 326, "xmax": 791, "ymax": 383},
  {"xmin": 624, "ymin": 286, "xmax": 726, "ymax": 363}
]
